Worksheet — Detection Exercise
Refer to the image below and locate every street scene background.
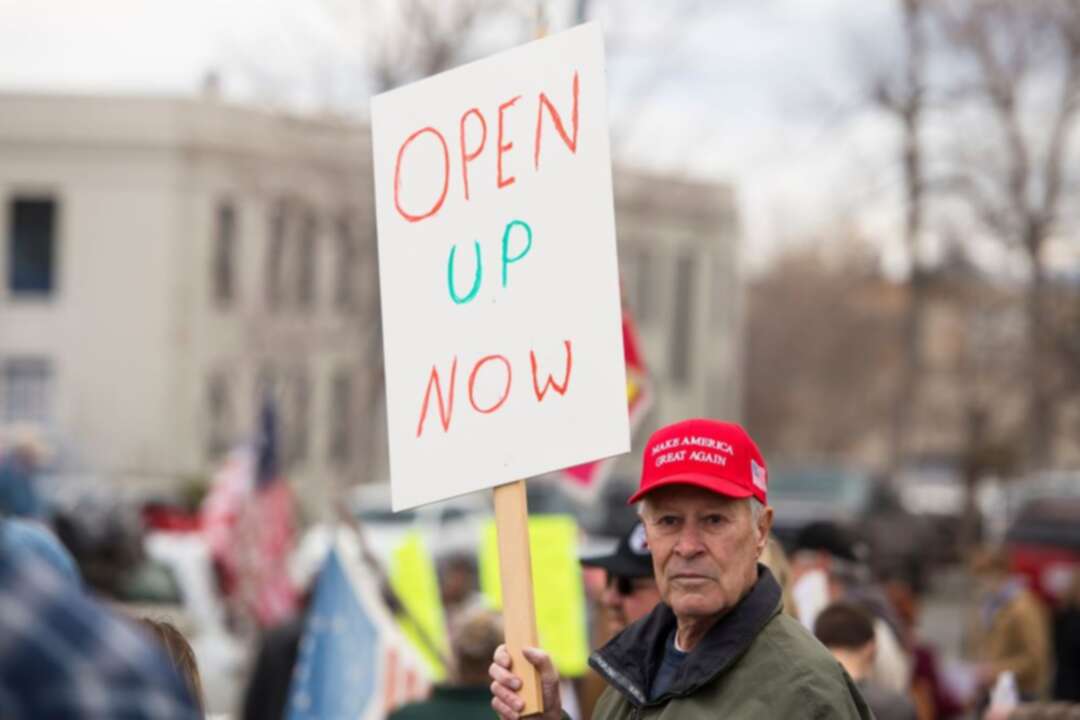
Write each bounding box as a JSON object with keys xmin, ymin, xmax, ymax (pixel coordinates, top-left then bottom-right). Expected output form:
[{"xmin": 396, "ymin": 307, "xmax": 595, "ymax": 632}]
[{"xmin": 1, "ymin": 1, "xmax": 1079, "ymax": 718}]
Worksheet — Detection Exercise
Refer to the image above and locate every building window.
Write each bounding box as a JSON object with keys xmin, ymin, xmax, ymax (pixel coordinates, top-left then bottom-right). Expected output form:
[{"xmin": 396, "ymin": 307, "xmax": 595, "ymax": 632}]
[
  {"xmin": 266, "ymin": 199, "xmax": 287, "ymax": 310},
  {"xmin": 206, "ymin": 372, "xmax": 233, "ymax": 459},
  {"xmin": 2, "ymin": 357, "xmax": 53, "ymax": 424},
  {"xmin": 212, "ymin": 200, "xmax": 238, "ymax": 307},
  {"xmin": 328, "ymin": 370, "xmax": 352, "ymax": 464},
  {"xmin": 335, "ymin": 214, "xmax": 358, "ymax": 311},
  {"xmin": 297, "ymin": 207, "xmax": 317, "ymax": 310},
  {"xmin": 669, "ymin": 253, "xmax": 695, "ymax": 385},
  {"xmin": 8, "ymin": 197, "xmax": 57, "ymax": 297}
]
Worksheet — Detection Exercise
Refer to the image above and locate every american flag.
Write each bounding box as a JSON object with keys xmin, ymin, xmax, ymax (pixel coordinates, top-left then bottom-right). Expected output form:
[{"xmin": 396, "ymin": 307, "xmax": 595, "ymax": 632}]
[
  {"xmin": 202, "ymin": 399, "xmax": 298, "ymax": 626},
  {"xmin": 751, "ymin": 458, "xmax": 768, "ymax": 494}
]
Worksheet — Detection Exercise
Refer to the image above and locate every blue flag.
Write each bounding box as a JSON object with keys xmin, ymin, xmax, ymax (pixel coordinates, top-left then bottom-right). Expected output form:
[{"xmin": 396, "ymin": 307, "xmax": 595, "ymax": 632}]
[{"xmin": 286, "ymin": 548, "xmax": 380, "ymax": 720}]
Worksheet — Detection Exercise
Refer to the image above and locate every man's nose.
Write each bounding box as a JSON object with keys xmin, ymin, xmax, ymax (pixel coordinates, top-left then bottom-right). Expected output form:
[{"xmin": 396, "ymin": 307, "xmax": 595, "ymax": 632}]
[
  {"xmin": 673, "ymin": 522, "xmax": 705, "ymax": 557},
  {"xmin": 600, "ymin": 583, "xmax": 622, "ymax": 608}
]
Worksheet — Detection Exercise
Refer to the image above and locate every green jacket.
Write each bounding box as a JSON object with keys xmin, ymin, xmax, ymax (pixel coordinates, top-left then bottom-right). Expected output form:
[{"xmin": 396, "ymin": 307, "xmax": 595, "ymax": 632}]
[
  {"xmin": 588, "ymin": 566, "xmax": 874, "ymax": 719},
  {"xmin": 388, "ymin": 685, "xmax": 497, "ymax": 720}
]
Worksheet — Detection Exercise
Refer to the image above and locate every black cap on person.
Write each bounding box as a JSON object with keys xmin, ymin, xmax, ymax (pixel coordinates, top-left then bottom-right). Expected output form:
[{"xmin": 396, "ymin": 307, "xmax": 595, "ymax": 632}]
[{"xmin": 580, "ymin": 522, "xmax": 654, "ymax": 578}]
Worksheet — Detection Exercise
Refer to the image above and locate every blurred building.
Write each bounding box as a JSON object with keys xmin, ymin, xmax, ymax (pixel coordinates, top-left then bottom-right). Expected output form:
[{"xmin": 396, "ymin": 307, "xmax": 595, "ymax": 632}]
[
  {"xmin": 0, "ymin": 92, "xmax": 383, "ymax": 512},
  {"xmin": 615, "ymin": 170, "xmax": 741, "ymax": 438},
  {"xmin": 0, "ymin": 92, "xmax": 742, "ymax": 511}
]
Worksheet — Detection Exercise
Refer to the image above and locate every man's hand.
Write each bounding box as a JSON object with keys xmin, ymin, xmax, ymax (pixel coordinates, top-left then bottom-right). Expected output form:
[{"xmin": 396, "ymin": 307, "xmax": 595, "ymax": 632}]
[{"xmin": 489, "ymin": 644, "xmax": 562, "ymax": 720}]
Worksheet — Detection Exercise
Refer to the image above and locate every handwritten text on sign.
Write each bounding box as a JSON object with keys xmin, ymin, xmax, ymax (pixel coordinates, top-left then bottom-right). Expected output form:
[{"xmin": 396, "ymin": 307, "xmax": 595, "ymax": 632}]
[{"xmin": 372, "ymin": 24, "xmax": 629, "ymax": 510}]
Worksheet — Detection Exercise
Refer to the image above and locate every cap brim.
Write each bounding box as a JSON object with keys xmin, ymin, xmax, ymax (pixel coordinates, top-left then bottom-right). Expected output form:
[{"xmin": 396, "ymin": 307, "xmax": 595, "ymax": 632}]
[
  {"xmin": 579, "ymin": 553, "xmax": 654, "ymax": 578},
  {"xmin": 627, "ymin": 473, "xmax": 755, "ymax": 505}
]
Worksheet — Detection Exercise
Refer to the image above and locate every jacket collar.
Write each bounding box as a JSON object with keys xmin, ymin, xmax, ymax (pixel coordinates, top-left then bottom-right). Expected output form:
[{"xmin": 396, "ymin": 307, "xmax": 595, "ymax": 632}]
[{"xmin": 589, "ymin": 564, "xmax": 782, "ymax": 707}]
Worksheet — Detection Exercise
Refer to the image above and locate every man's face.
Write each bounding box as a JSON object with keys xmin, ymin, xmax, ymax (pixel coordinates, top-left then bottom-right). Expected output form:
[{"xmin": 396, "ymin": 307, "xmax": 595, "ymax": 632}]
[
  {"xmin": 641, "ymin": 485, "xmax": 772, "ymax": 621},
  {"xmin": 600, "ymin": 573, "xmax": 662, "ymax": 636}
]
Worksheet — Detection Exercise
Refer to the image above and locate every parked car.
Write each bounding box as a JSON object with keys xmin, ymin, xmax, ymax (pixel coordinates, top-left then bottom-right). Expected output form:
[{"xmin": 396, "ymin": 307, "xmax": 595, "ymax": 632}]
[
  {"xmin": 1005, "ymin": 495, "xmax": 1080, "ymax": 607},
  {"xmin": 895, "ymin": 461, "xmax": 967, "ymax": 563},
  {"xmin": 768, "ymin": 465, "xmax": 935, "ymax": 589}
]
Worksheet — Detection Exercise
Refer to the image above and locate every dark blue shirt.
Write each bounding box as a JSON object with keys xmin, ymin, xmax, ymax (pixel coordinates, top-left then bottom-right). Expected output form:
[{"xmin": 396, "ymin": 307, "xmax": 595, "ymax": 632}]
[{"xmin": 649, "ymin": 629, "xmax": 688, "ymax": 701}]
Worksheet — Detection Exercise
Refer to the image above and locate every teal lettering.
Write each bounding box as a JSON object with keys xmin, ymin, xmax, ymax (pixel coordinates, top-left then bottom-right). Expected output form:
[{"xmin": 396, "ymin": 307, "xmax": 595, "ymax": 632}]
[
  {"xmin": 501, "ymin": 219, "xmax": 532, "ymax": 288},
  {"xmin": 447, "ymin": 240, "xmax": 482, "ymax": 304}
]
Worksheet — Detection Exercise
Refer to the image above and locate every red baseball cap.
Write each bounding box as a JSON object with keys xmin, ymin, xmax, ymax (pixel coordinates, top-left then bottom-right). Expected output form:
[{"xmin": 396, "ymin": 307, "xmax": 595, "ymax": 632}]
[{"xmin": 628, "ymin": 418, "xmax": 768, "ymax": 505}]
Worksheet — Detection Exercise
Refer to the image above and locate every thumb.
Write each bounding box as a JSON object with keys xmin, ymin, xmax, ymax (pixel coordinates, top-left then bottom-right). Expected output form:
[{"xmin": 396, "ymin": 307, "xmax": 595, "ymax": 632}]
[
  {"xmin": 522, "ymin": 648, "xmax": 559, "ymax": 686},
  {"xmin": 522, "ymin": 647, "xmax": 562, "ymax": 718}
]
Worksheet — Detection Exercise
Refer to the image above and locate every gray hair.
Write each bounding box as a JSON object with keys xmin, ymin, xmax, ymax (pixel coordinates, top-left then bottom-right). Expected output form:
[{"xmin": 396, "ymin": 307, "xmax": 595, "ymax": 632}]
[{"xmin": 639, "ymin": 495, "xmax": 768, "ymax": 539}]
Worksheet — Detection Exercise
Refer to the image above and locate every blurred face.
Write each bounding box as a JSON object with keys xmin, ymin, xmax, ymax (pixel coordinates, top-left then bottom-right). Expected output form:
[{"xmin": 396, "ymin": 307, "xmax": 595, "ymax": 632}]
[
  {"xmin": 641, "ymin": 486, "xmax": 772, "ymax": 622},
  {"xmin": 600, "ymin": 573, "xmax": 662, "ymax": 636}
]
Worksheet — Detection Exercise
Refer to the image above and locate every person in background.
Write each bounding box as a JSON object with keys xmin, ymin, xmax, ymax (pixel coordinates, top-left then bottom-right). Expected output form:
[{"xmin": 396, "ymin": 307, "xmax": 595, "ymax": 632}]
[
  {"xmin": 969, "ymin": 546, "xmax": 1052, "ymax": 703},
  {"xmin": 0, "ymin": 521, "xmax": 198, "ymax": 718},
  {"xmin": 242, "ymin": 565, "xmax": 317, "ymax": 720},
  {"xmin": 438, "ymin": 551, "xmax": 482, "ymax": 628},
  {"xmin": 884, "ymin": 573, "xmax": 964, "ymax": 719},
  {"xmin": 1053, "ymin": 569, "xmax": 1080, "ymax": 702},
  {"xmin": 0, "ymin": 426, "xmax": 48, "ymax": 520},
  {"xmin": 580, "ymin": 521, "xmax": 663, "ymax": 639},
  {"xmin": 391, "ymin": 607, "xmax": 503, "ymax": 719},
  {"xmin": 760, "ymin": 533, "xmax": 797, "ymax": 617},
  {"xmin": 815, "ymin": 601, "xmax": 918, "ymax": 720},
  {"xmin": 578, "ymin": 521, "xmax": 664, "ymax": 719},
  {"xmin": 791, "ymin": 520, "xmax": 912, "ymax": 695},
  {"xmin": 141, "ymin": 619, "xmax": 206, "ymax": 717},
  {"xmin": 1, "ymin": 516, "xmax": 80, "ymax": 584}
]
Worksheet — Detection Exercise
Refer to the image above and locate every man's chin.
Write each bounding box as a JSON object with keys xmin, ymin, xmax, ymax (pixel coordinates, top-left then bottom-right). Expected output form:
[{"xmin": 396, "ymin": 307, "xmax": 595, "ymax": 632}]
[{"xmin": 669, "ymin": 593, "xmax": 726, "ymax": 619}]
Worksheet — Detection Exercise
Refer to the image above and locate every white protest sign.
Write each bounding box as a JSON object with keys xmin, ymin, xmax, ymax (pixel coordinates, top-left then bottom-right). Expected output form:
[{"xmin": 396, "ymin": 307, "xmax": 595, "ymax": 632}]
[{"xmin": 372, "ymin": 23, "xmax": 629, "ymax": 511}]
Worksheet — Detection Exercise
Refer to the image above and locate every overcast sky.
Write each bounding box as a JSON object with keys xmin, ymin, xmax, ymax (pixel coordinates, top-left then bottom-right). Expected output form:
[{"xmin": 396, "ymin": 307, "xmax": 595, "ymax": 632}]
[{"xmin": 0, "ymin": 0, "xmax": 917, "ymax": 274}]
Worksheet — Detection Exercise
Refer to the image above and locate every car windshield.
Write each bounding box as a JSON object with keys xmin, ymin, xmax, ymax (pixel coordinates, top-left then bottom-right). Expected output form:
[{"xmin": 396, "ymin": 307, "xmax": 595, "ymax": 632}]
[{"xmin": 768, "ymin": 468, "xmax": 869, "ymax": 510}]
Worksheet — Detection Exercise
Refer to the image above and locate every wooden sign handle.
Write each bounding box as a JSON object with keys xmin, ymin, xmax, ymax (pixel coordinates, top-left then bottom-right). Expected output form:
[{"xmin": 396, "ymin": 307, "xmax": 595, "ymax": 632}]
[{"xmin": 493, "ymin": 480, "xmax": 544, "ymax": 716}]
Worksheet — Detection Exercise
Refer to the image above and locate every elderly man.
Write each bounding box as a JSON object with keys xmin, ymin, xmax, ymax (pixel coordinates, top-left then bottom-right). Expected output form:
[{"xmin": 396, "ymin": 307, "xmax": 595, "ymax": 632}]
[{"xmin": 491, "ymin": 419, "xmax": 872, "ymax": 719}]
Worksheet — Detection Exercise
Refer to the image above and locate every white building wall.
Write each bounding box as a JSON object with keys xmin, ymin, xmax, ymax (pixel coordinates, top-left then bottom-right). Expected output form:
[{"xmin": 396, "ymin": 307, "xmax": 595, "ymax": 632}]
[
  {"xmin": 0, "ymin": 94, "xmax": 383, "ymax": 515},
  {"xmin": 0, "ymin": 134, "xmax": 184, "ymax": 475},
  {"xmin": 614, "ymin": 170, "xmax": 741, "ymax": 435}
]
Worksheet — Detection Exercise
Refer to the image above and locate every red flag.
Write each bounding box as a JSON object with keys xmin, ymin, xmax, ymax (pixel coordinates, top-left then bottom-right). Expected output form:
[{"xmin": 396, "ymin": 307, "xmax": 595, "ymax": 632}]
[{"xmin": 558, "ymin": 308, "xmax": 652, "ymax": 495}]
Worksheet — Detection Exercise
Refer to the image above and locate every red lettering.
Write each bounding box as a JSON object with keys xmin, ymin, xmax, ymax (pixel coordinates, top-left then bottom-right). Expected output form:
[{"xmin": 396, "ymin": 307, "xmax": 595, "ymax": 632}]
[
  {"xmin": 534, "ymin": 71, "xmax": 580, "ymax": 170},
  {"xmin": 415, "ymin": 357, "xmax": 458, "ymax": 437},
  {"xmin": 497, "ymin": 95, "xmax": 521, "ymax": 189},
  {"xmin": 394, "ymin": 126, "xmax": 450, "ymax": 223},
  {"xmin": 530, "ymin": 340, "xmax": 573, "ymax": 401},
  {"xmin": 459, "ymin": 108, "xmax": 487, "ymax": 202},
  {"xmin": 468, "ymin": 354, "xmax": 512, "ymax": 414}
]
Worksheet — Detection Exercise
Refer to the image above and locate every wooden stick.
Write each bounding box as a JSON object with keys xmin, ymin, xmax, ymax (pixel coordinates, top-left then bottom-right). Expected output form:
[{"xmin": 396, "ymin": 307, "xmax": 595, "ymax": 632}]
[{"xmin": 493, "ymin": 479, "xmax": 544, "ymax": 716}]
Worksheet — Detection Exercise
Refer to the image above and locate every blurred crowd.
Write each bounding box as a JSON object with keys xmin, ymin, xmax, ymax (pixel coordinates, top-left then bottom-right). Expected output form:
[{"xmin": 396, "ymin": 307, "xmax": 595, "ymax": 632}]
[{"xmin": 1, "ymin": 423, "xmax": 1079, "ymax": 720}]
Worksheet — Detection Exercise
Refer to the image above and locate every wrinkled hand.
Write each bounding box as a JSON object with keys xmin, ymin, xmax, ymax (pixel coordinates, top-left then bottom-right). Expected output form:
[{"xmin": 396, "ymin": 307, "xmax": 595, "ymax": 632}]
[{"xmin": 489, "ymin": 644, "xmax": 562, "ymax": 720}]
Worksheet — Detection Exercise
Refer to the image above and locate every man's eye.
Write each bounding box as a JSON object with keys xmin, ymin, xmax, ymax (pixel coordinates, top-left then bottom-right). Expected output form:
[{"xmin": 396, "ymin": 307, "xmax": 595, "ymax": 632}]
[
  {"xmin": 704, "ymin": 514, "xmax": 726, "ymax": 526},
  {"xmin": 657, "ymin": 516, "xmax": 678, "ymax": 526}
]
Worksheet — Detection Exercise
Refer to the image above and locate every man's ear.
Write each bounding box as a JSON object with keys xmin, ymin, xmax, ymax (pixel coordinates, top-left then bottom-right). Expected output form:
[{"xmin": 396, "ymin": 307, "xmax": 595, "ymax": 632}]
[
  {"xmin": 757, "ymin": 506, "xmax": 774, "ymax": 552},
  {"xmin": 862, "ymin": 638, "xmax": 878, "ymax": 665}
]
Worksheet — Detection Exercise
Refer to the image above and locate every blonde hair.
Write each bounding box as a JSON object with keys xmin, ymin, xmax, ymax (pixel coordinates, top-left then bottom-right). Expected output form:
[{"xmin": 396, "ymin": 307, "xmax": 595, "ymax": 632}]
[
  {"xmin": 140, "ymin": 618, "xmax": 204, "ymax": 713},
  {"xmin": 760, "ymin": 534, "xmax": 798, "ymax": 617}
]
